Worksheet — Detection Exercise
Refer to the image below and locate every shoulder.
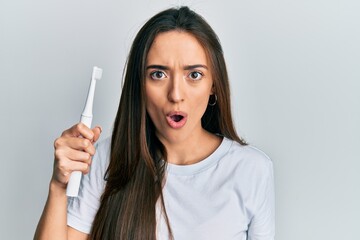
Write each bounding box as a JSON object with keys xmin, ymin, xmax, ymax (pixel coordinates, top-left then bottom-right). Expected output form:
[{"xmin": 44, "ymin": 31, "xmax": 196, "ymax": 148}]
[
  {"xmin": 95, "ymin": 137, "xmax": 111, "ymax": 159},
  {"xmin": 67, "ymin": 136, "xmax": 111, "ymax": 233},
  {"xmin": 95, "ymin": 136, "xmax": 111, "ymax": 154},
  {"xmin": 219, "ymin": 138, "xmax": 274, "ymax": 193},
  {"xmin": 223, "ymin": 138, "xmax": 275, "ymax": 215},
  {"xmin": 92, "ymin": 136, "xmax": 111, "ymax": 173},
  {"xmin": 224, "ymin": 138, "xmax": 273, "ymax": 175}
]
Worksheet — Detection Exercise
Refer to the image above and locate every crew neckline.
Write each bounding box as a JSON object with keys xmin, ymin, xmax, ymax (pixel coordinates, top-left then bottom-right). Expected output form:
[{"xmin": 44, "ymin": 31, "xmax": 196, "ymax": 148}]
[{"xmin": 166, "ymin": 137, "xmax": 233, "ymax": 176}]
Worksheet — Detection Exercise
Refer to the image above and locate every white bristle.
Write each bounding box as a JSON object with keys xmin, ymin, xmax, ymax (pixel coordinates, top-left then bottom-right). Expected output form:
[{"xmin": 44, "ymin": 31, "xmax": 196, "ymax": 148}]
[{"xmin": 92, "ymin": 66, "xmax": 103, "ymax": 80}]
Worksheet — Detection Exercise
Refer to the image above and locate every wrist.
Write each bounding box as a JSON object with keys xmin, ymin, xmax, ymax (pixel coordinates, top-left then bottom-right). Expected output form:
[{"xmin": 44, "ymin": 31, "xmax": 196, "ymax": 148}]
[{"xmin": 49, "ymin": 180, "xmax": 67, "ymax": 197}]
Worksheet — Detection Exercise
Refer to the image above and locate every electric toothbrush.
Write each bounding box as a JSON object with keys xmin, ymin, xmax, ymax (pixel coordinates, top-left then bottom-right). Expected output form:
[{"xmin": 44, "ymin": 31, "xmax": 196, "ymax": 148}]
[{"xmin": 66, "ymin": 66, "xmax": 103, "ymax": 197}]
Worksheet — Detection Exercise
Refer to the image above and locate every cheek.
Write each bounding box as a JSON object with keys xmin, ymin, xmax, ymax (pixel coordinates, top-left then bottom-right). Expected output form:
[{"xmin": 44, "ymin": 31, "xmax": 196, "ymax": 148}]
[
  {"xmin": 145, "ymin": 86, "xmax": 156, "ymax": 109},
  {"xmin": 145, "ymin": 100, "xmax": 160, "ymax": 129},
  {"xmin": 145, "ymin": 88, "xmax": 162, "ymax": 121},
  {"xmin": 192, "ymin": 91, "xmax": 211, "ymax": 115}
]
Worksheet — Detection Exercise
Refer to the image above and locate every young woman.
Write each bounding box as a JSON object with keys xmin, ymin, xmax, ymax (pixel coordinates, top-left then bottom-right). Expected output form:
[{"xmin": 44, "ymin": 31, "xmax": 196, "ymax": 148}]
[{"xmin": 35, "ymin": 6, "xmax": 274, "ymax": 240}]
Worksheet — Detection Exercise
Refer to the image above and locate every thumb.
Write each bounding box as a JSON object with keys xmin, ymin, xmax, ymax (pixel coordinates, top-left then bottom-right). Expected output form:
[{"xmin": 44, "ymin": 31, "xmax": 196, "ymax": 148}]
[{"xmin": 92, "ymin": 125, "xmax": 102, "ymax": 143}]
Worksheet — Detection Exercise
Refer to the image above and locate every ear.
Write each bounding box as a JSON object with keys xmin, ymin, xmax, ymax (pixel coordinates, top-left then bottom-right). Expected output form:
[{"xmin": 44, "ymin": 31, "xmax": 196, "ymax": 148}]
[{"xmin": 210, "ymin": 84, "xmax": 215, "ymax": 95}]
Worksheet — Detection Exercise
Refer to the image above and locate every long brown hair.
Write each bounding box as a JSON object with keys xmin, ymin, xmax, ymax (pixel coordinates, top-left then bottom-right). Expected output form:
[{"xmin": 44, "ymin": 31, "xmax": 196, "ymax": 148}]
[{"xmin": 90, "ymin": 6, "xmax": 246, "ymax": 240}]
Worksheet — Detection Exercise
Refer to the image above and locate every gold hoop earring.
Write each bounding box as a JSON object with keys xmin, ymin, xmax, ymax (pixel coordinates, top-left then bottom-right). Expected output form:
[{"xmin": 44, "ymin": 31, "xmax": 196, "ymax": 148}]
[{"xmin": 209, "ymin": 94, "xmax": 217, "ymax": 106}]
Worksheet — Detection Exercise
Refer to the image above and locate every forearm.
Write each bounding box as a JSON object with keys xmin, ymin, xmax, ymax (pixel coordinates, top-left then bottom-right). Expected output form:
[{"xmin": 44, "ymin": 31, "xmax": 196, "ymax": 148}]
[
  {"xmin": 34, "ymin": 124, "xmax": 101, "ymax": 240},
  {"xmin": 34, "ymin": 181, "xmax": 68, "ymax": 240}
]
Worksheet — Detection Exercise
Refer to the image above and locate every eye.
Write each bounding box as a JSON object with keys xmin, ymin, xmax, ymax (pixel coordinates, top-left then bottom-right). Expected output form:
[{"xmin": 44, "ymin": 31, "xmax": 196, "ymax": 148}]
[
  {"xmin": 150, "ymin": 71, "xmax": 166, "ymax": 80},
  {"xmin": 188, "ymin": 71, "xmax": 203, "ymax": 81}
]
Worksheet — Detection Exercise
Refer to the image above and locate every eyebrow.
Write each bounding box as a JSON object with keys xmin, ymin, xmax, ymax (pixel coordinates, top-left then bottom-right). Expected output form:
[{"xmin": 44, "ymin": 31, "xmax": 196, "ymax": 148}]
[
  {"xmin": 146, "ymin": 64, "xmax": 208, "ymax": 70},
  {"xmin": 146, "ymin": 65, "xmax": 169, "ymax": 70},
  {"xmin": 184, "ymin": 64, "xmax": 208, "ymax": 70}
]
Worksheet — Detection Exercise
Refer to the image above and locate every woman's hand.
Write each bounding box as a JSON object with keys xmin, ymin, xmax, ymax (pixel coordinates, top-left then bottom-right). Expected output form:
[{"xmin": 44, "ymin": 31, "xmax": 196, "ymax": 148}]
[{"xmin": 51, "ymin": 123, "xmax": 102, "ymax": 190}]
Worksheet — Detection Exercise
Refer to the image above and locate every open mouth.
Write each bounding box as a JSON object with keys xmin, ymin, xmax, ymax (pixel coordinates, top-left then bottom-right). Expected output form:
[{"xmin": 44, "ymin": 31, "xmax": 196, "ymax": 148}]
[
  {"xmin": 166, "ymin": 111, "xmax": 187, "ymax": 129},
  {"xmin": 170, "ymin": 114, "xmax": 184, "ymax": 122}
]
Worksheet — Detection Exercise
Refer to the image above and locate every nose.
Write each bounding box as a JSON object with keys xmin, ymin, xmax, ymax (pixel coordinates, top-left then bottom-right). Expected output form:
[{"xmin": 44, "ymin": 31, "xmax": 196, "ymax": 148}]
[{"xmin": 167, "ymin": 74, "xmax": 184, "ymax": 103}]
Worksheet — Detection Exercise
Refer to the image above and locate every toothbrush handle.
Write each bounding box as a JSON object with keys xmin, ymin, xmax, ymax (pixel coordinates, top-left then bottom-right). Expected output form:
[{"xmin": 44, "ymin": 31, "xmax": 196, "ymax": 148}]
[
  {"xmin": 79, "ymin": 115, "xmax": 93, "ymax": 128},
  {"xmin": 66, "ymin": 171, "xmax": 82, "ymax": 197},
  {"xmin": 66, "ymin": 115, "xmax": 92, "ymax": 197}
]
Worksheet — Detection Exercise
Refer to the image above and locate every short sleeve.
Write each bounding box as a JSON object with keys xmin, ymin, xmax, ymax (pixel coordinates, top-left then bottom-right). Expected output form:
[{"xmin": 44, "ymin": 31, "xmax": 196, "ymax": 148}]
[
  {"xmin": 67, "ymin": 138, "xmax": 110, "ymax": 234},
  {"xmin": 247, "ymin": 157, "xmax": 275, "ymax": 240}
]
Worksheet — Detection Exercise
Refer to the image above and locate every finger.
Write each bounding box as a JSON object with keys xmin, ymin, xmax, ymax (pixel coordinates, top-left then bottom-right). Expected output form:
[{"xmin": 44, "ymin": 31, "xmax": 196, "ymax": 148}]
[
  {"xmin": 55, "ymin": 157, "xmax": 91, "ymax": 178},
  {"xmin": 92, "ymin": 125, "xmax": 102, "ymax": 143},
  {"xmin": 61, "ymin": 123, "xmax": 95, "ymax": 141},
  {"xmin": 61, "ymin": 147, "xmax": 92, "ymax": 164},
  {"xmin": 67, "ymin": 161, "xmax": 91, "ymax": 175},
  {"xmin": 70, "ymin": 161, "xmax": 90, "ymax": 175},
  {"xmin": 55, "ymin": 137, "xmax": 96, "ymax": 155}
]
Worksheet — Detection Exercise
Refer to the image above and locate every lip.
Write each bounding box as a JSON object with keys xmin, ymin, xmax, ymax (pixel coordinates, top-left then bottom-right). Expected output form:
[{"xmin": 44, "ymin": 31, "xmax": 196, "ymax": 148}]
[{"xmin": 166, "ymin": 111, "xmax": 188, "ymax": 129}]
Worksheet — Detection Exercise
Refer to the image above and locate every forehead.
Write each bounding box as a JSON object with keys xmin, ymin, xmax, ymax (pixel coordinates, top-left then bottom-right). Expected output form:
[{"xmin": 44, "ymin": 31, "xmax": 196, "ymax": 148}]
[{"xmin": 146, "ymin": 31, "xmax": 209, "ymax": 65}]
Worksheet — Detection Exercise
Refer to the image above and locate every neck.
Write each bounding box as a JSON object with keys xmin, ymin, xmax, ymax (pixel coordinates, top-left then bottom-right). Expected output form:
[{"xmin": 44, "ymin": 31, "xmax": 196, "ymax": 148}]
[{"xmin": 161, "ymin": 129, "xmax": 222, "ymax": 165}]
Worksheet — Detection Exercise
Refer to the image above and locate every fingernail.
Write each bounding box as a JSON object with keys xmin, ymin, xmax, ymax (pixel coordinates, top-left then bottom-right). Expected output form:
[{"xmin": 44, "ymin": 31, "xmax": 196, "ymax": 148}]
[{"xmin": 96, "ymin": 126, "xmax": 103, "ymax": 133}]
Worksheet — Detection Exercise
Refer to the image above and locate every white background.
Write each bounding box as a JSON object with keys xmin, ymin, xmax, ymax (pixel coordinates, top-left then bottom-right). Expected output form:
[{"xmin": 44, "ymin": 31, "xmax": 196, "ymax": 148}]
[{"xmin": 1, "ymin": 0, "xmax": 359, "ymax": 239}]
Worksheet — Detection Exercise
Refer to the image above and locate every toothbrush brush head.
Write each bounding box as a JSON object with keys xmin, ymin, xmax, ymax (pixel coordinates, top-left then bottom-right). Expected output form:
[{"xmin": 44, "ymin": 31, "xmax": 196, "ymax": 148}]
[{"xmin": 92, "ymin": 66, "xmax": 103, "ymax": 81}]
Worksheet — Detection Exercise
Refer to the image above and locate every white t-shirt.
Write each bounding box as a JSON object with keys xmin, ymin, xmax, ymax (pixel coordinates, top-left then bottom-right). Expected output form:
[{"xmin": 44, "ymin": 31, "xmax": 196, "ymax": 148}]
[{"xmin": 67, "ymin": 137, "xmax": 275, "ymax": 240}]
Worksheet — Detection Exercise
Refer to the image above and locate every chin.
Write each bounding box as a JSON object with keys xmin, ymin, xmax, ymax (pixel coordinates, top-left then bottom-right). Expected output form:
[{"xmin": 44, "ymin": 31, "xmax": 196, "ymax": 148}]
[{"xmin": 157, "ymin": 130, "xmax": 191, "ymax": 145}]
